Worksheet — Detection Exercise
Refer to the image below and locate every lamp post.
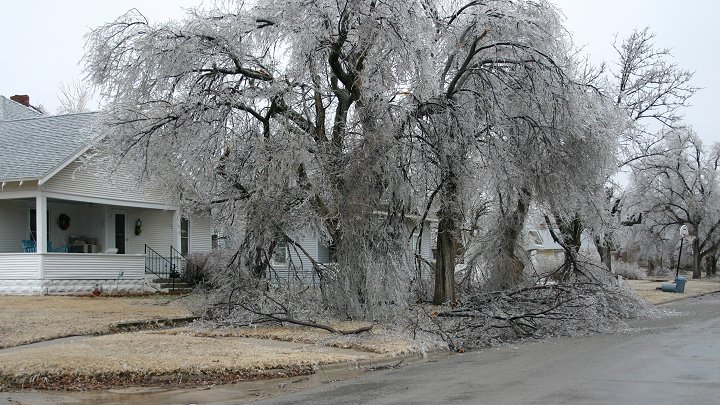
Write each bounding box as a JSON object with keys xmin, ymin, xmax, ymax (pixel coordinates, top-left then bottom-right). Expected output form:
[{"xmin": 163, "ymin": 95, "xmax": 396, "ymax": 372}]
[{"xmin": 676, "ymin": 225, "xmax": 689, "ymax": 279}]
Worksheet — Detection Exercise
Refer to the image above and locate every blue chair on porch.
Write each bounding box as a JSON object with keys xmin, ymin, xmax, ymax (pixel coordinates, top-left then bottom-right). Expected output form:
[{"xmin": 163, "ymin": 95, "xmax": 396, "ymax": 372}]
[
  {"xmin": 48, "ymin": 241, "xmax": 69, "ymax": 253},
  {"xmin": 20, "ymin": 240, "xmax": 68, "ymax": 253},
  {"xmin": 21, "ymin": 240, "xmax": 36, "ymax": 252}
]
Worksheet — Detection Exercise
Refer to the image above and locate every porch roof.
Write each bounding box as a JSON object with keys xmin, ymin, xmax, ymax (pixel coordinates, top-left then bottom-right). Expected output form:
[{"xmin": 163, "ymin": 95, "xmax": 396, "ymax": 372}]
[{"xmin": 0, "ymin": 112, "xmax": 99, "ymax": 183}]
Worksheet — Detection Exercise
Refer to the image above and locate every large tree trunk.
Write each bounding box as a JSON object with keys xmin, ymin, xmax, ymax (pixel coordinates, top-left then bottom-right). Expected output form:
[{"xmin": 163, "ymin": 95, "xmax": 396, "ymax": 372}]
[
  {"xmin": 488, "ymin": 191, "xmax": 530, "ymax": 290},
  {"xmin": 692, "ymin": 238, "xmax": 702, "ymax": 279},
  {"xmin": 548, "ymin": 213, "xmax": 583, "ymax": 280},
  {"xmin": 433, "ymin": 167, "xmax": 459, "ymax": 305},
  {"xmin": 706, "ymin": 253, "xmax": 716, "ymax": 278},
  {"xmin": 595, "ymin": 240, "xmax": 612, "ymax": 273},
  {"xmin": 434, "ymin": 215, "xmax": 457, "ymax": 304}
]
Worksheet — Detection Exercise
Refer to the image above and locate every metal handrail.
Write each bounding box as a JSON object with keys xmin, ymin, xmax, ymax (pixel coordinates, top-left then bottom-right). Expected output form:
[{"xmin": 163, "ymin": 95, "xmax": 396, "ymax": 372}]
[
  {"xmin": 144, "ymin": 244, "xmax": 175, "ymax": 279},
  {"xmin": 169, "ymin": 245, "xmax": 187, "ymax": 278}
]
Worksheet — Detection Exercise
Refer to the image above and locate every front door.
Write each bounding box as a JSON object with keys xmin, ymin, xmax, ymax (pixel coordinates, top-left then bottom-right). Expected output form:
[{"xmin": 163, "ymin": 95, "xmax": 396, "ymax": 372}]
[{"xmin": 114, "ymin": 213, "xmax": 126, "ymax": 254}]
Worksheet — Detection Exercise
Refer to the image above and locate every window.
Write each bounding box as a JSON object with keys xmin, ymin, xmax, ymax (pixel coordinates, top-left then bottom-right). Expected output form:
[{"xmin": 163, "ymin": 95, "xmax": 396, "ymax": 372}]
[
  {"xmin": 180, "ymin": 218, "xmax": 189, "ymax": 255},
  {"xmin": 271, "ymin": 240, "xmax": 287, "ymax": 265},
  {"xmin": 114, "ymin": 213, "xmax": 126, "ymax": 254}
]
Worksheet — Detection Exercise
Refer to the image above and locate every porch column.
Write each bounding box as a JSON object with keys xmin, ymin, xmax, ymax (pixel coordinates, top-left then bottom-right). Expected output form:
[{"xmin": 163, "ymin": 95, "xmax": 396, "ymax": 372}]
[
  {"xmin": 172, "ymin": 210, "xmax": 181, "ymax": 251},
  {"xmin": 36, "ymin": 195, "xmax": 47, "ymax": 253}
]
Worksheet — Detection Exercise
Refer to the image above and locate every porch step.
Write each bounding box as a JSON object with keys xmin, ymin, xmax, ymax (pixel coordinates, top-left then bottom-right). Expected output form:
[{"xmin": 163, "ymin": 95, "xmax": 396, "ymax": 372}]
[{"xmin": 146, "ymin": 278, "xmax": 193, "ymax": 294}]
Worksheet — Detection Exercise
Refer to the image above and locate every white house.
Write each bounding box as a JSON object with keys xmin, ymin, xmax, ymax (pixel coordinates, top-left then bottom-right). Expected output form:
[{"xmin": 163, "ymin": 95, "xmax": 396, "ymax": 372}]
[
  {"xmin": 525, "ymin": 225, "xmax": 565, "ymax": 259},
  {"xmin": 267, "ymin": 220, "xmax": 436, "ymax": 286},
  {"xmin": 0, "ymin": 95, "xmax": 212, "ymax": 295}
]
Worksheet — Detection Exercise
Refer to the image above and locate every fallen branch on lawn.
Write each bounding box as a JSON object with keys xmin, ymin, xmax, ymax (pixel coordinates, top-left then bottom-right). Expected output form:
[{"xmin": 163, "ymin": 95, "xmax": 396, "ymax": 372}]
[{"xmin": 237, "ymin": 302, "xmax": 373, "ymax": 335}]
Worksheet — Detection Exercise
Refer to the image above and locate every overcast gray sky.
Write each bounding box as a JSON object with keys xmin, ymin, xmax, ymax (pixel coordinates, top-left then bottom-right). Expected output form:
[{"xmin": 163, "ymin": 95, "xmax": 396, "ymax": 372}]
[{"xmin": 0, "ymin": 0, "xmax": 716, "ymax": 145}]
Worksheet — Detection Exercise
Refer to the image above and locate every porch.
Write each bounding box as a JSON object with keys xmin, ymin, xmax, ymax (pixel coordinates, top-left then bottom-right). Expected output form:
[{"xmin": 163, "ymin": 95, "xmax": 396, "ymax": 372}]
[
  {"xmin": 0, "ymin": 195, "xmax": 185, "ymax": 294},
  {"xmin": 0, "ymin": 196, "xmax": 181, "ymax": 255}
]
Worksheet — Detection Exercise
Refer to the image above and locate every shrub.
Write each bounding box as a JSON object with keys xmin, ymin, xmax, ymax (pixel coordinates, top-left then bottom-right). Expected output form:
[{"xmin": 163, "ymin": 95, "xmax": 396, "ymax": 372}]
[{"xmin": 613, "ymin": 262, "xmax": 647, "ymax": 280}]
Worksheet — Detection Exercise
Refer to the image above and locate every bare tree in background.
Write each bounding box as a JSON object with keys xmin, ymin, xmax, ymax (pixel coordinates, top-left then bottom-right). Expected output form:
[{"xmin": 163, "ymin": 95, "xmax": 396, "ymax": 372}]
[
  {"xmin": 56, "ymin": 79, "xmax": 95, "ymax": 114},
  {"xmin": 551, "ymin": 27, "xmax": 699, "ymax": 275},
  {"xmin": 625, "ymin": 130, "xmax": 720, "ymax": 279}
]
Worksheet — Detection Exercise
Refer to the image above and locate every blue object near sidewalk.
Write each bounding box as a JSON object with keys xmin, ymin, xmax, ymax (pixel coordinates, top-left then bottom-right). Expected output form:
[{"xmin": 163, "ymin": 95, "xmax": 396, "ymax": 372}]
[
  {"xmin": 660, "ymin": 276, "xmax": 687, "ymax": 293},
  {"xmin": 675, "ymin": 276, "xmax": 687, "ymax": 293}
]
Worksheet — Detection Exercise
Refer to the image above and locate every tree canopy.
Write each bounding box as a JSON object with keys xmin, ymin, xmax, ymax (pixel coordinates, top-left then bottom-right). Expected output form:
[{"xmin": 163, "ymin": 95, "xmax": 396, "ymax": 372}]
[{"xmin": 85, "ymin": 0, "xmax": 638, "ymax": 315}]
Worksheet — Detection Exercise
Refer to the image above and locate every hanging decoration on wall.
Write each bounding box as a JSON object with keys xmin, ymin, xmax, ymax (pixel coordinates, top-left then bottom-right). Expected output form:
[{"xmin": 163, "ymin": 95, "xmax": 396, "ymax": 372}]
[
  {"xmin": 135, "ymin": 219, "xmax": 143, "ymax": 235},
  {"xmin": 58, "ymin": 213, "xmax": 71, "ymax": 230}
]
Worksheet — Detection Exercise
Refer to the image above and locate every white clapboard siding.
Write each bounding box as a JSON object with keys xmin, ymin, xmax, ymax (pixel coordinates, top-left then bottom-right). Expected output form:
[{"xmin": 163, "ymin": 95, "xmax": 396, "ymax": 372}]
[
  {"xmin": 287, "ymin": 231, "xmax": 319, "ymax": 270},
  {"xmin": 43, "ymin": 161, "xmax": 168, "ymax": 205},
  {"xmin": 0, "ymin": 200, "xmax": 29, "ymax": 253},
  {"xmin": 190, "ymin": 215, "xmax": 212, "ymax": 253},
  {"xmin": 419, "ymin": 228, "xmax": 433, "ymax": 261},
  {"xmin": 0, "ymin": 254, "xmax": 40, "ymax": 278},
  {"xmin": 269, "ymin": 231, "xmax": 318, "ymax": 284},
  {"xmin": 43, "ymin": 254, "xmax": 145, "ymax": 279},
  {"xmin": 125, "ymin": 208, "xmax": 175, "ymax": 255}
]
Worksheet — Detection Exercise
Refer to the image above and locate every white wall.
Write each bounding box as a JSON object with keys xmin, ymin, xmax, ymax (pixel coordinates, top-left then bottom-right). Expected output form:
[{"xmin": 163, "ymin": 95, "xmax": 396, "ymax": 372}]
[
  {"xmin": 43, "ymin": 253, "xmax": 144, "ymax": 280},
  {"xmin": 0, "ymin": 254, "xmax": 40, "ymax": 279},
  {"xmin": 287, "ymin": 231, "xmax": 319, "ymax": 270},
  {"xmin": 189, "ymin": 214, "xmax": 212, "ymax": 253},
  {"xmin": 46, "ymin": 202, "xmax": 105, "ymax": 250},
  {"xmin": 124, "ymin": 208, "xmax": 175, "ymax": 255},
  {"xmin": 418, "ymin": 226, "xmax": 433, "ymax": 261},
  {"xmin": 0, "ymin": 200, "xmax": 29, "ymax": 253},
  {"xmin": 43, "ymin": 160, "xmax": 169, "ymax": 205}
]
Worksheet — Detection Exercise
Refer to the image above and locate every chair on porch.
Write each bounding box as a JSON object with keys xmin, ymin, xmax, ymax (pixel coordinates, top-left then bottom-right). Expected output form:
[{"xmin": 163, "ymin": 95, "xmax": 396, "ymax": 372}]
[
  {"xmin": 21, "ymin": 240, "xmax": 36, "ymax": 252},
  {"xmin": 48, "ymin": 241, "xmax": 69, "ymax": 253},
  {"xmin": 21, "ymin": 240, "xmax": 68, "ymax": 253}
]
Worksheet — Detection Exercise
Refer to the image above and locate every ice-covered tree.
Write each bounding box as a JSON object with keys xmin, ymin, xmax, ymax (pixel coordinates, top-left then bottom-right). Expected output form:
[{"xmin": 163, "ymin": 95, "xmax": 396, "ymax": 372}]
[
  {"xmin": 402, "ymin": 0, "xmax": 622, "ymax": 296},
  {"xmin": 84, "ymin": 0, "xmax": 628, "ymax": 314},
  {"xmin": 85, "ymin": 1, "xmax": 436, "ymax": 316}
]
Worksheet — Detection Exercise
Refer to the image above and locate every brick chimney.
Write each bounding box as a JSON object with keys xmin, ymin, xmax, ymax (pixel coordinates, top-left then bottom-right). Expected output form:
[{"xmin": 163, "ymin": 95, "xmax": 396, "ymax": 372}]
[{"xmin": 10, "ymin": 94, "xmax": 31, "ymax": 107}]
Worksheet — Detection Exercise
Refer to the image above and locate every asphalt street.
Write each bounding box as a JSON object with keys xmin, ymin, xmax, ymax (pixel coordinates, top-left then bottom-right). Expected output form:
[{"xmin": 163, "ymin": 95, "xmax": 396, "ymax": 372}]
[{"xmin": 256, "ymin": 293, "xmax": 720, "ymax": 405}]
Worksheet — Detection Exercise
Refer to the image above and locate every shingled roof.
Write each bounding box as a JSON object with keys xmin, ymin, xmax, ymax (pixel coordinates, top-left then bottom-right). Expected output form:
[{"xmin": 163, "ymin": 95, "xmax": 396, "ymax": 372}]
[
  {"xmin": 0, "ymin": 112, "xmax": 99, "ymax": 182},
  {"xmin": 0, "ymin": 96, "xmax": 43, "ymax": 121}
]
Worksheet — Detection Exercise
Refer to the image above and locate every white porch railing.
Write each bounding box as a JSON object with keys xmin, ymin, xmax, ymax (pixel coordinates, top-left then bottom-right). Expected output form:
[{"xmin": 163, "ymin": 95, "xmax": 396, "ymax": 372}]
[
  {"xmin": 42, "ymin": 253, "xmax": 145, "ymax": 279},
  {"xmin": 0, "ymin": 253, "xmax": 41, "ymax": 279},
  {"xmin": 0, "ymin": 253, "xmax": 146, "ymax": 295}
]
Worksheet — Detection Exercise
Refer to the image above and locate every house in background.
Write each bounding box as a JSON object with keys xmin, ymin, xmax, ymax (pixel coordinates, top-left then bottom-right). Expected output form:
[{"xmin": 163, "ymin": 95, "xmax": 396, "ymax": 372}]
[
  {"xmin": 525, "ymin": 223, "xmax": 565, "ymax": 259},
  {"xmin": 0, "ymin": 95, "xmax": 212, "ymax": 295},
  {"xmin": 266, "ymin": 219, "xmax": 436, "ymax": 286}
]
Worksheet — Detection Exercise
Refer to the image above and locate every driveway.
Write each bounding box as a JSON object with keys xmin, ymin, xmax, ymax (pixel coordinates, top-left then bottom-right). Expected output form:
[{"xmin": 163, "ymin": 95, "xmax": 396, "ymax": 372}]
[{"xmin": 255, "ymin": 293, "xmax": 720, "ymax": 405}]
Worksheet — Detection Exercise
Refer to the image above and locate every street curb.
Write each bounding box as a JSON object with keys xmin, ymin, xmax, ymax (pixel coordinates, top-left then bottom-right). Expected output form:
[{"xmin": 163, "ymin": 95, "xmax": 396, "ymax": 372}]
[{"xmin": 656, "ymin": 288, "xmax": 720, "ymax": 306}]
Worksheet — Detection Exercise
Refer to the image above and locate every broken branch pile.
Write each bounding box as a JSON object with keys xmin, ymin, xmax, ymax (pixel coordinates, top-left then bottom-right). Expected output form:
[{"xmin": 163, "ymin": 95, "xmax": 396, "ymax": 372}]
[{"xmin": 428, "ymin": 282, "xmax": 663, "ymax": 350}]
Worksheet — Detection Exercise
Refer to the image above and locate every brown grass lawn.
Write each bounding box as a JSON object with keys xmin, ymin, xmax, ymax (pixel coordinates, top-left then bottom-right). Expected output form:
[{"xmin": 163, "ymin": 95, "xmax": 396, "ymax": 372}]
[
  {"xmin": 0, "ymin": 295, "xmax": 430, "ymax": 390},
  {"xmin": 0, "ymin": 295, "xmax": 193, "ymax": 349}
]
